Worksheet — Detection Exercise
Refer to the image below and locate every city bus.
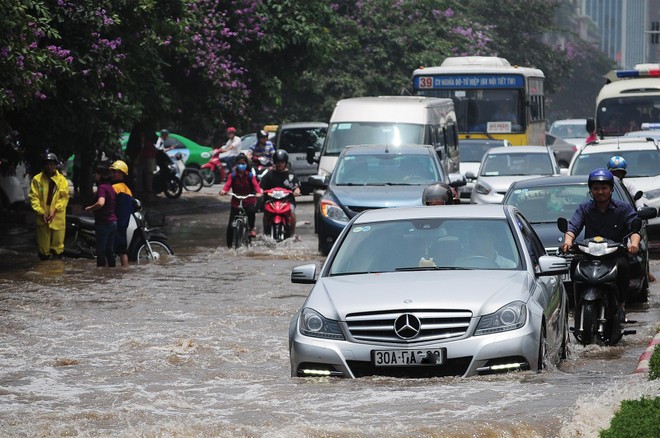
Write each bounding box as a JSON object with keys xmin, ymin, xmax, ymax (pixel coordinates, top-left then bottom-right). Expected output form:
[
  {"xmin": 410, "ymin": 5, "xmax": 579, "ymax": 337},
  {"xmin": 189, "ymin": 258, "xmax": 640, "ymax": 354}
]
[
  {"xmin": 593, "ymin": 64, "xmax": 660, "ymax": 137},
  {"xmin": 412, "ymin": 56, "xmax": 546, "ymax": 146}
]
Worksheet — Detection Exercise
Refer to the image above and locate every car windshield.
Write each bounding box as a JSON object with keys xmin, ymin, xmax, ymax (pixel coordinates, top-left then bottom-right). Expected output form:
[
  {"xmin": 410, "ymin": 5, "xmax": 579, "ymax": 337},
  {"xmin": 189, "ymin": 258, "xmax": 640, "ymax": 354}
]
[
  {"xmin": 549, "ymin": 122, "xmax": 585, "ymax": 138},
  {"xmin": 329, "ymin": 218, "xmax": 521, "ymax": 275},
  {"xmin": 325, "ymin": 122, "xmax": 424, "ymax": 155},
  {"xmin": 333, "ymin": 153, "xmax": 441, "ymax": 186},
  {"xmin": 460, "ymin": 142, "xmax": 494, "ymax": 162},
  {"xmin": 570, "ymin": 150, "xmax": 660, "ymax": 177},
  {"xmin": 481, "ymin": 152, "xmax": 553, "ymax": 176},
  {"xmin": 505, "ymin": 183, "xmax": 626, "ymax": 223}
]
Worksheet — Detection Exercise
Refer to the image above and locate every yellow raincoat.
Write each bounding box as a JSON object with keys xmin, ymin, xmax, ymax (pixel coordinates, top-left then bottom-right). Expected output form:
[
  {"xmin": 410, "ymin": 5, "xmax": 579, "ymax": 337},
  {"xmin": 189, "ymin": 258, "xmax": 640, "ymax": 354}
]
[{"xmin": 29, "ymin": 170, "xmax": 70, "ymax": 256}]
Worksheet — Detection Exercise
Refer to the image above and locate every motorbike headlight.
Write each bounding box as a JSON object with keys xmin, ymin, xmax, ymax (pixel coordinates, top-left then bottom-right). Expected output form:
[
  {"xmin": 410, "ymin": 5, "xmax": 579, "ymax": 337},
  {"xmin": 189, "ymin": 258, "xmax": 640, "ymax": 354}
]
[
  {"xmin": 320, "ymin": 199, "xmax": 349, "ymax": 223},
  {"xmin": 578, "ymin": 241, "xmax": 617, "ymax": 257},
  {"xmin": 299, "ymin": 308, "xmax": 344, "ymax": 340},
  {"xmin": 475, "ymin": 301, "xmax": 527, "ymax": 336}
]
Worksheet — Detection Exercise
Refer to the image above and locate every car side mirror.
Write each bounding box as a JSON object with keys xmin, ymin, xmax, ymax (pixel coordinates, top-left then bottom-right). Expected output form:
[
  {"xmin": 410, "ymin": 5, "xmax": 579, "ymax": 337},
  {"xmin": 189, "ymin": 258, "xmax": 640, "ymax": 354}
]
[
  {"xmin": 308, "ymin": 174, "xmax": 329, "ymax": 190},
  {"xmin": 291, "ymin": 264, "xmax": 317, "ymax": 284},
  {"xmin": 557, "ymin": 217, "xmax": 568, "ymax": 233},
  {"xmin": 306, "ymin": 146, "xmax": 318, "ymax": 165},
  {"xmin": 465, "ymin": 170, "xmax": 476, "ymax": 180}
]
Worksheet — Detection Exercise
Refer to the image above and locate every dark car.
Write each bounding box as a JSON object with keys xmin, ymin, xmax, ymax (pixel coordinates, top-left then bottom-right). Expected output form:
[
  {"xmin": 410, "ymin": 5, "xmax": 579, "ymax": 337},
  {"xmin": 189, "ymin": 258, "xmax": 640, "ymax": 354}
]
[
  {"xmin": 273, "ymin": 122, "xmax": 327, "ymax": 195},
  {"xmin": 502, "ymin": 175, "xmax": 658, "ymax": 303},
  {"xmin": 313, "ymin": 144, "xmax": 463, "ymax": 256},
  {"xmin": 545, "ymin": 132, "xmax": 578, "ymax": 169}
]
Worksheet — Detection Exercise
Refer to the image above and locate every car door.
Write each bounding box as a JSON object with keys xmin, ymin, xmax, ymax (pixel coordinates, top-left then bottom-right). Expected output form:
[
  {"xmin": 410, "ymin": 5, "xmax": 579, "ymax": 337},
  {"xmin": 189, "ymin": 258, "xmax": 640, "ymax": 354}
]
[
  {"xmin": 278, "ymin": 125, "xmax": 327, "ymax": 179},
  {"xmin": 516, "ymin": 211, "xmax": 565, "ymax": 349}
]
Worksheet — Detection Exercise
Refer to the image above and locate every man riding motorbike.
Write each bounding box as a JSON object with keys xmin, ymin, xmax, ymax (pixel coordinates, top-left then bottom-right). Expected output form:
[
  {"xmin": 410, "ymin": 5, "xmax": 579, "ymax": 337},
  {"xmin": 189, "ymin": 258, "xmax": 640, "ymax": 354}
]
[
  {"xmin": 246, "ymin": 130, "xmax": 275, "ymax": 162},
  {"xmin": 259, "ymin": 149, "xmax": 301, "ymax": 240},
  {"xmin": 560, "ymin": 168, "xmax": 641, "ymax": 320}
]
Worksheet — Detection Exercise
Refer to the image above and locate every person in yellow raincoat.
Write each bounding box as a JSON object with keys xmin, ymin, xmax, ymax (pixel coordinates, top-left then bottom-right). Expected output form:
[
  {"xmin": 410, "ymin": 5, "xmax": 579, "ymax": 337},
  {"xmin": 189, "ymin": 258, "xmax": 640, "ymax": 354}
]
[{"xmin": 28, "ymin": 152, "xmax": 70, "ymax": 260}]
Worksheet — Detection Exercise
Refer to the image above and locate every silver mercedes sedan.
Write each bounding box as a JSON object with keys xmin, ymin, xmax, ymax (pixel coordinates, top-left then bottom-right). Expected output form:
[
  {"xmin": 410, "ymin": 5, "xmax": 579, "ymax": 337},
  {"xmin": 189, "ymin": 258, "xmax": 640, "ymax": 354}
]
[{"xmin": 289, "ymin": 204, "xmax": 570, "ymax": 378}]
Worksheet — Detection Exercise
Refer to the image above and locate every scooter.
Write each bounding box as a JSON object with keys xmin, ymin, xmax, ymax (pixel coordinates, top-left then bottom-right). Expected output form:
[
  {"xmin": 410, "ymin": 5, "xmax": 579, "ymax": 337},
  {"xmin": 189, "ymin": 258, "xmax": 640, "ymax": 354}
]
[
  {"xmin": 200, "ymin": 148, "xmax": 228, "ymax": 186},
  {"xmin": 154, "ymin": 150, "xmax": 183, "ymax": 199},
  {"xmin": 557, "ymin": 217, "xmax": 641, "ymax": 345},
  {"xmin": 253, "ymin": 155, "xmax": 272, "ymax": 182},
  {"xmin": 263, "ymin": 187, "xmax": 293, "ymax": 242},
  {"xmin": 64, "ymin": 198, "xmax": 173, "ymax": 262}
]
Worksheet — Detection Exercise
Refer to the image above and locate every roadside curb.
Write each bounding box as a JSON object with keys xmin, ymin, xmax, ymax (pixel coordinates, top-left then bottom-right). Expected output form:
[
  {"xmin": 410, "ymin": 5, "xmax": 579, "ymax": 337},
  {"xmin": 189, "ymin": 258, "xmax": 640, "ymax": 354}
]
[{"xmin": 634, "ymin": 331, "xmax": 660, "ymax": 374}]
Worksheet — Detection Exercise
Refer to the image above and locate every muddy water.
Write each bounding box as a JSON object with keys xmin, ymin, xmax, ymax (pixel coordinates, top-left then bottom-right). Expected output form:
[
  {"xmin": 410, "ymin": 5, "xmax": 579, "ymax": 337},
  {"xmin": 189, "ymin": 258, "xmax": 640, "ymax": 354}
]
[{"xmin": 0, "ymin": 193, "xmax": 658, "ymax": 437}]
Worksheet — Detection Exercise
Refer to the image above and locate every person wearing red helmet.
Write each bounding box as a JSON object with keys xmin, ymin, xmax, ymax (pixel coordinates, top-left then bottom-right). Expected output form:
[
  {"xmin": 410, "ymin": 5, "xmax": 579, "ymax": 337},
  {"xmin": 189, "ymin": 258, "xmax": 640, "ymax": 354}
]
[{"xmin": 219, "ymin": 126, "xmax": 242, "ymax": 168}]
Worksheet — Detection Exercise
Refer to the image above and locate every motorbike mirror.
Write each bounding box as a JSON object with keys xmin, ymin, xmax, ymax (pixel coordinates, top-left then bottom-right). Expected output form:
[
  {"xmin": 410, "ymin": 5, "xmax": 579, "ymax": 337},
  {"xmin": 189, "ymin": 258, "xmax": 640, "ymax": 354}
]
[
  {"xmin": 132, "ymin": 198, "xmax": 143, "ymax": 211},
  {"xmin": 586, "ymin": 118, "xmax": 595, "ymax": 134},
  {"xmin": 634, "ymin": 190, "xmax": 643, "ymax": 201},
  {"xmin": 630, "ymin": 217, "xmax": 643, "ymax": 234},
  {"xmin": 557, "ymin": 217, "xmax": 568, "ymax": 233}
]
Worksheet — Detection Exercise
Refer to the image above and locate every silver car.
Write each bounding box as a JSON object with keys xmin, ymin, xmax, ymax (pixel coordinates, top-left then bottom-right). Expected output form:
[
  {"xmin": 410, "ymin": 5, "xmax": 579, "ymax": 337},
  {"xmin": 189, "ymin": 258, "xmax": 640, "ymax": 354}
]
[
  {"xmin": 289, "ymin": 204, "xmax": 570, "ymax": 378},
  {"xmin": 470, "ymin": 146, "xmax": 561, "ymax": 204}
]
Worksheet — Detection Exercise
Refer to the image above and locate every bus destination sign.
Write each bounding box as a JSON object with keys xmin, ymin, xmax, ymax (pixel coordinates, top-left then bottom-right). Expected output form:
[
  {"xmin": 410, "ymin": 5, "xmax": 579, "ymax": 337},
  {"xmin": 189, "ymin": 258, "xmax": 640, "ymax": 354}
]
[{"xmin": 415, "ymin": 74, "xmax": 524, "ymax": 89}]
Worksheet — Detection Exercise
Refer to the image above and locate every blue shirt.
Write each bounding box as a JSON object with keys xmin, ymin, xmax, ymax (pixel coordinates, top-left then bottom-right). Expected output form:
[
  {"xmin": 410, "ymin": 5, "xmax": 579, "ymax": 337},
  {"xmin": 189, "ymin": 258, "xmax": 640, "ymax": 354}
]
[
  {"xmin": 248, "ymin": 141, "xmax": 275, "ymax": 158},
  {"xmin": 567, "ymin": 198, "xmax": 638, "ymax": 242}
]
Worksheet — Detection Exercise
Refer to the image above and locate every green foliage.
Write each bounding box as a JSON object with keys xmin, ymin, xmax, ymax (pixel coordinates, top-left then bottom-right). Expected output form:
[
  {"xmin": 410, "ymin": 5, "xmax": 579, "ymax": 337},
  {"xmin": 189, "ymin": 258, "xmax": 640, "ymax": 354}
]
[
  {"xmin": 599, "ymin": 396, "xmax": 660, "ymax": 438},
  {"xmin": 649, "ymin": 345, "xmax": 660, "ymax": 381}
]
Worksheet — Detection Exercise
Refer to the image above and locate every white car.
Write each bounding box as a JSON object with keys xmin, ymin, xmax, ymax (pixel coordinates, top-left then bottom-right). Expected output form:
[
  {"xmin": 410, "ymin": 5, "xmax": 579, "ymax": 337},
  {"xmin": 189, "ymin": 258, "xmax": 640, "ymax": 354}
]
[
  {"xmin": 470, "ymin": 146, "xmax": 561, "ymax": 204},
  {"xmin": 288, "ymin": 204, "xmax": 570, "ymax": 378},
  {"xmin": 458, "ymin": 139, "xmax": 511, "ymax": 201},
  {"xmin": 549, "ymin": 118, "xmax": 588, "ymax": 146},
  {"xmin": 568, "ymin": 137, "xmax": 660, "ymax": 241}
]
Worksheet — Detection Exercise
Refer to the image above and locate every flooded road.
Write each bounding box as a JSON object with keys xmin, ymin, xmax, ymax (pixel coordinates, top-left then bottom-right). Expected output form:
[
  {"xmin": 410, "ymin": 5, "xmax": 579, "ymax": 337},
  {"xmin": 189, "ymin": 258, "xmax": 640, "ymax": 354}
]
[{"xmin": 0, "ymin": 191, "xmax": 658, "ymax": 437}]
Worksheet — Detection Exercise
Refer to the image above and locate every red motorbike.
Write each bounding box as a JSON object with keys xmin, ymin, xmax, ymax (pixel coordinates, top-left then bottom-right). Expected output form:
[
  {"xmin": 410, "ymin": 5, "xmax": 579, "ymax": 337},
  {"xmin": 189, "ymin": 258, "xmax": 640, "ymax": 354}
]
[
  {"xmin": 200, "ymin": 148, "xmax": 228, "ymax": 186},
  {"xmin": 263, "ymin": 187, "xmax": 293, "ymax": 242}
]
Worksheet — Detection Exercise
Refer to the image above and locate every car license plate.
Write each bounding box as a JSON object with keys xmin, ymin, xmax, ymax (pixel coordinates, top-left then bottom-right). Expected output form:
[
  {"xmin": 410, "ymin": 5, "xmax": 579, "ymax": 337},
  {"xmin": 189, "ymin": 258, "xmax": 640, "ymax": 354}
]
[{"xmin": 372, "ymin": 348, "xmax": 446, "ymax": 367}]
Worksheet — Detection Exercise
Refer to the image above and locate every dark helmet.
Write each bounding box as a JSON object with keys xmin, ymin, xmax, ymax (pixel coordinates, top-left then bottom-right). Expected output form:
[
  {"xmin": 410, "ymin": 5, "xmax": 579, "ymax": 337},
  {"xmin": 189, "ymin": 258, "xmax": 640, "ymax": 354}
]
[
  {"xmin": 588, "ymin": 168, "xmax": 614, "ymax": 187},
  {"xmin": 273, "ymin": 149, "xmax": 289, "ymax": 164},
  {"xmin": 257, "ymin": 129, "xmax": 268, "ymax": 139},
  {"xmin": 42, "ymin": 152, "xmax": 59, "ymax": 163},
  {"xmin": 607, "ymin": 155, "xmax": 627, "ymax": 173},
  {"xmin": 235, "ymin": 152, "xmax": 250, "ymax": 166},
  {"xmin": 422, "ymin": 182, "xmax": 454, "ymax": 205},
  {"xmin": 160, "ymin": 129, "xmax": 169, "ymax": 136}
]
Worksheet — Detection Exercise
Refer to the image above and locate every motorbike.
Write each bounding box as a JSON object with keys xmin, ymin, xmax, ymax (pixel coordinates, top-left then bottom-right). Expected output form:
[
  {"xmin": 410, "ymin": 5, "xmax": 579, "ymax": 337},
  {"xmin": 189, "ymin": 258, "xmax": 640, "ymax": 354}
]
[
  {"xmin": 557, "ymin": 217, "xmax": 641, "ymax": 345},
  {"xmin": 64, "ymin": 198, "xmax": 173, "ymax": 263},
  {"xmin": 154, "ymin": 150, "xmax": 183, "ymax": 199},
  {"xmin": 253, "ymin": 155, "xmax": 272, "ymax": 182},
  {"xmin": 263, "ymin": 187, "xmax": 293, "ymax": 242},
  {"xmin": 200, "ymin": 148, "xmax": 228, "ymax": 187}
]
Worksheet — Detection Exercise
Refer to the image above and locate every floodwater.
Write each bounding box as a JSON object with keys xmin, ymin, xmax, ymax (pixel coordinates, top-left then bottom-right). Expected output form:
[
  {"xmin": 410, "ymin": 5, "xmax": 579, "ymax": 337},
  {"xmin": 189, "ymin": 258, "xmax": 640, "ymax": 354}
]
[{"xmin": 0, "ymin": 192, "xmax": 658, "ymax": 437}]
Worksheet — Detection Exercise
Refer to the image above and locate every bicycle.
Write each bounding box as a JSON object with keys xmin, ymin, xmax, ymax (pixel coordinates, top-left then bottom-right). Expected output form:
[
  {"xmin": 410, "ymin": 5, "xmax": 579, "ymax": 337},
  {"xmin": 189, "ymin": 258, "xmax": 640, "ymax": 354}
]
[{"xmin": 230, "ymin": 193, "xmax": 256, "ymax": 249}]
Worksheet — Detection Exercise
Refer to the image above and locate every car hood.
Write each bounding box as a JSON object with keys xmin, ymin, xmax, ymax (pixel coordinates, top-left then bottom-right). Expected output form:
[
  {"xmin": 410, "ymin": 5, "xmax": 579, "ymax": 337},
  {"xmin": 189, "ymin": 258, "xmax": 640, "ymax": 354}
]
[
  {"xmin": 477, "ymin": 175, "xmax": 547, "ymax": 192},
  {"xmin": 530, "ymin": 222, "xmax": 584, "ymax": 251},
  {"xmin": 329, "ymin": 185, "xmax": 425, "ymax": 208},
  {"xmin": 307, "ymin": 270, "xmax": 532, "ymax": 319}
]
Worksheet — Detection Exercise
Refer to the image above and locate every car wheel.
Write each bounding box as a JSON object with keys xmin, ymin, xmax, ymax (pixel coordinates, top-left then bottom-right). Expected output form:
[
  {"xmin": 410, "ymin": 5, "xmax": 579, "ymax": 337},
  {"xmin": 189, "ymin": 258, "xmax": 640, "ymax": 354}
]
[{"xmin": 537, "ymin": 324, "xmax": 547, "ymax": 373}]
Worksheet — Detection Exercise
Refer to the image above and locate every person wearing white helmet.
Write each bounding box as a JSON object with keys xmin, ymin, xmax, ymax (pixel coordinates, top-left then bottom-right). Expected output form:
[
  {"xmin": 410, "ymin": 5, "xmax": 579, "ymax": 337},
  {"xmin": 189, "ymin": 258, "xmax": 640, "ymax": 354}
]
[
  {"xmin": 28, "ymin": 152, "xmax": 70, "ymax": 260},
  {"xmin": 110, "ymin": 160, "xmax": 134, "ymax": 266}
]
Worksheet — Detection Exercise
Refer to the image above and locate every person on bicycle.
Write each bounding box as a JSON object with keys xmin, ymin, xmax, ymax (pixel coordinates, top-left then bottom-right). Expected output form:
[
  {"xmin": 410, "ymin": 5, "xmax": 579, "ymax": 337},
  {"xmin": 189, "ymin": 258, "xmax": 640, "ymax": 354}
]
[
  {"xmin": 246, "ymin": 130, "xmax": 275, "ymax": 162},
  {"xmin": 259, "ymin": 149, "xmax": 301, "ymax": 240},
  {"xmin": 219, "ymin": 153, "xmax": 262, "ymax": 246},
  {"xmin": 560, "ymin": 168, "xmax": 641, "ymax": 319}
]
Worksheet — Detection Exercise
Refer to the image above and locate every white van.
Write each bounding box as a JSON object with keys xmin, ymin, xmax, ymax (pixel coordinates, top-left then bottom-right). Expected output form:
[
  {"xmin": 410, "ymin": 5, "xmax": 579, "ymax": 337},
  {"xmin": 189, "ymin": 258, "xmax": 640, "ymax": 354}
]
[{"xmin": 314, "ymin": 96, "xmax": 460, "ymax": 177}]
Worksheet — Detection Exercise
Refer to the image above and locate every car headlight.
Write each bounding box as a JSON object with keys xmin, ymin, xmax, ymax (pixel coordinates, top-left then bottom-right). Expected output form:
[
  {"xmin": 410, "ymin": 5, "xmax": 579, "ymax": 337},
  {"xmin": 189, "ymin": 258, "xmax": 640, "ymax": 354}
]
[
  {"xmin": 299, "ymin": 308, "xmax": 345, "ymax": 340},
  {"xmin": 475, "ymin": 301, "xmax": 527, "ymax": 336},
  {"xmin": 645, "ymin": 188, "xmax": 660, "ymax": 201},
  {"xmin": 474, "ymin": 181, "xmax": 492, "ymax": 195},
  {"xmin": 320, "ymin": 199, "xmax": 349, "ymax": 222}
]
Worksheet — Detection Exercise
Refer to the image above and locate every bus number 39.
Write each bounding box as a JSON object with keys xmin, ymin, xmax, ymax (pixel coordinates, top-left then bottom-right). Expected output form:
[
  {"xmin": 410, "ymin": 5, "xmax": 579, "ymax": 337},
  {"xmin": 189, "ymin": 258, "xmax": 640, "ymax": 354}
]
[{"xmin": 418, "ymin": 77, "xmax": 434, "ymax": 89}]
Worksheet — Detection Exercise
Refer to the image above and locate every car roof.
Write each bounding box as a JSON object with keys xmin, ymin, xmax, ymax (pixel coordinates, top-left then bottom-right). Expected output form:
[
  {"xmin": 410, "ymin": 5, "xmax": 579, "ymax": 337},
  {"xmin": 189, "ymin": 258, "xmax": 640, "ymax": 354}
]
[
  {"xmin": 507, "ymin": 174, "xmax": 590, "ymax": 189},
  {"xmin": 486, "ymin": 145, "xmax": 552, "ymax": 154},
  {"xmin": 341, "ymin": 143, "xmax": 435, "ymax": 156},
  {"xmin": 352, "ymin": 204, "xmax": 513, "ymax": 224},
  {"xmin": 550, "ymin": 118, "xmax": 587, "ymax": 125},
  {"xmin": 460, "ymin": 139, "xmax": 511, "ymax": 147},
  {"xmin": 278, "ymin": 122, "xmax": 328, "ymax": 129},
  {"xmin": 579, "ymin": 137, "xmax": 659, "ymax": 152}
]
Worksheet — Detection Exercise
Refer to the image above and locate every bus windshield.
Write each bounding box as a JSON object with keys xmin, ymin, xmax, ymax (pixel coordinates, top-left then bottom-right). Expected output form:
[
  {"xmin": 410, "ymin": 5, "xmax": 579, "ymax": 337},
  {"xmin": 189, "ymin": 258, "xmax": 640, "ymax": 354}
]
[
  {"xmin": 596, "ymin": 96, "xmax": 660, "ymax": 136},
  {"xmin": 324, "ymin": 122, "xmax": 425, "ymax": 156}
]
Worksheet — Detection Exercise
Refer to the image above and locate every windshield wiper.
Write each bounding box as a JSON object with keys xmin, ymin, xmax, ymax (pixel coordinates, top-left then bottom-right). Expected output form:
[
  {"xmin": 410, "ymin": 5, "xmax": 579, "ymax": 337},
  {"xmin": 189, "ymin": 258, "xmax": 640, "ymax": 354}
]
[
  {"xmin": 395, "ymin": 266, "xmax": 470, "ymax": 271},
  {"xmin": 336, "ymin": 182, "xmax": 367, "ymax": 186}
]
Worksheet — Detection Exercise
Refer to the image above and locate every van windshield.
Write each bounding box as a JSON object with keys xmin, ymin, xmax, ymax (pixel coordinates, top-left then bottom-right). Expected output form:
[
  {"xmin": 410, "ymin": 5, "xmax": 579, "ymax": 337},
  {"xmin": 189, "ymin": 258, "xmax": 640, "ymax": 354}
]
[{"xmin": 324, "ymin": 122, "xmax": 425, "ymax": 155}]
